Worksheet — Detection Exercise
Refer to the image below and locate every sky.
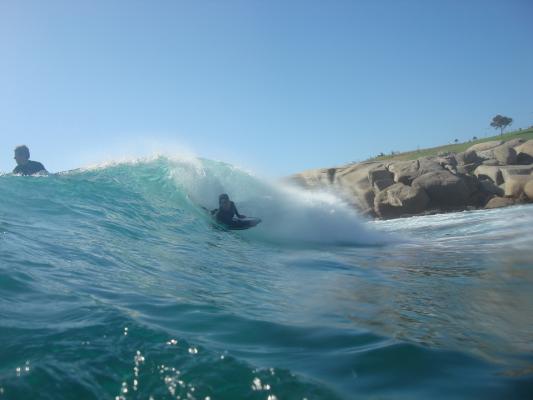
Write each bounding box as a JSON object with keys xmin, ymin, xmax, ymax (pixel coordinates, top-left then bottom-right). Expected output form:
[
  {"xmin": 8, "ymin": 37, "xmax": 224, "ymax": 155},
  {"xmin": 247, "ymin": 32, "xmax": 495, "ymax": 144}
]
[{"xmin": 1, "ymin": 0, "xmax": 532, "ymax": 176}]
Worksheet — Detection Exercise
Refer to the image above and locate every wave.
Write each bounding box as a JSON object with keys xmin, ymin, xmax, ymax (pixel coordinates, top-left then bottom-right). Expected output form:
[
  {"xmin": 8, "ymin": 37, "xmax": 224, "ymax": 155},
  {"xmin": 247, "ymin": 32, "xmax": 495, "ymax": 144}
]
[{"xmin": 1, "ymin": 155, "xmax": 388, "ymax": 246}]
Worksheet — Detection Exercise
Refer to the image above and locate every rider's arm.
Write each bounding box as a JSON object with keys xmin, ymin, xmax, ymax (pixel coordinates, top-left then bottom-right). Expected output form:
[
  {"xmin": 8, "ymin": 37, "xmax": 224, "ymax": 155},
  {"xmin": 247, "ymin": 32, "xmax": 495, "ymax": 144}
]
[{"xmin": 232, "ymin": 203, "xmax": 245, "ymax": 218}]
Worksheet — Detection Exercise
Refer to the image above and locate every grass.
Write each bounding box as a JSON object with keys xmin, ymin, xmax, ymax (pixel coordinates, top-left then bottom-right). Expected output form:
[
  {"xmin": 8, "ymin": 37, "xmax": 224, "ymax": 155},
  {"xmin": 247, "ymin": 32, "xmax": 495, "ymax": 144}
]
[{"xmin": 368, "ymin": 127, "xmax": 533, "ymax": 162}]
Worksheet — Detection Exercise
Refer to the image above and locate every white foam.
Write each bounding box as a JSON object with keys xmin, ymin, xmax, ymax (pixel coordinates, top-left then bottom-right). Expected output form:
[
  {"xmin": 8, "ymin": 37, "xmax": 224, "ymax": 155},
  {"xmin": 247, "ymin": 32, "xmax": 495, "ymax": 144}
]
[{"xmin": 164, "ymin": 157, "xmax": 390, "ymax": 245}]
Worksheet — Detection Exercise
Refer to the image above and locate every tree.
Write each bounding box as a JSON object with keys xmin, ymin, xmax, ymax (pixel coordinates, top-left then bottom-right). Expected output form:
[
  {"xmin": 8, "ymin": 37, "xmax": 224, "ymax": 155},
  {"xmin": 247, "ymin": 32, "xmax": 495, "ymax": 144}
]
[
  {"xmin": 490, "ymin": 114, "xmax": 513, "ymax": 135},
  {"xmin": 454, "ymin": 138, "xmax": 459, "ymax": 143},
  {"xmin": 472, "ymin": 136, "xmax": 478, "ymax": 141}
]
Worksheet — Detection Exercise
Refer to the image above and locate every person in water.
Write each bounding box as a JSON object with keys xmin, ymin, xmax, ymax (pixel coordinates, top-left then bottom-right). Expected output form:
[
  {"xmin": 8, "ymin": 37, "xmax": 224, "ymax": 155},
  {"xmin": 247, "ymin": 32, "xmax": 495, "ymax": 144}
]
[
  {"xmin": 13, "ymin": 145, "xmax": 47, "ymax": 176},
  {"xmin": 212, "ymin": 194, "xmax": 246, "ymax": 224}
]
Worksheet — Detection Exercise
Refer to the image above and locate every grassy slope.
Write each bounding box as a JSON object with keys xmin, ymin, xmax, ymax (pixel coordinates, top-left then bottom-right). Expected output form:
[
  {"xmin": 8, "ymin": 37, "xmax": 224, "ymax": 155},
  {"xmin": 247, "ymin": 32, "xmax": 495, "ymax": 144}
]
[{"xmin": 368, "ymin": 127, "xmax": 533, "ymax": 162}]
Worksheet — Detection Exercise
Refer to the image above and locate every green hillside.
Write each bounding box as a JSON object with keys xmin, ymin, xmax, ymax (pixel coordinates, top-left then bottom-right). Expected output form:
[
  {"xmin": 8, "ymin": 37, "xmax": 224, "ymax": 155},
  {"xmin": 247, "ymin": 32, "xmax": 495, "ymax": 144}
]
[{"xmin": 369, "ymin": 127, "xmax": 533, "ymax": 162}]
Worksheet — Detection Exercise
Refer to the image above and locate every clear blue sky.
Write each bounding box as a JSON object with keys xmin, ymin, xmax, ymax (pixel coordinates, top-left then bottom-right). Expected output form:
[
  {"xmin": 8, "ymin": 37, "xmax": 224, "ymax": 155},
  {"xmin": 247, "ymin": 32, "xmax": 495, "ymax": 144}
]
[{"xmin": 1, "ymin": 0, "xmax": 532, "ymax": 176}]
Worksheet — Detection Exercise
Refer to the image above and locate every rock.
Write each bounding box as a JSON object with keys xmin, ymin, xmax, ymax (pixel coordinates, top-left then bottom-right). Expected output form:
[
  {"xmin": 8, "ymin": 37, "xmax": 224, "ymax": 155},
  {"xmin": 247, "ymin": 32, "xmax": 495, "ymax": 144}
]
[
  {"xmin": 468, "ymin": 189, "xmax": 492, "ymax": 207},
  {"xmin": 491, "ymin": 144, "xmax": 517, "ymax": 165},
  {"xmin": 504, "ymin": 138, "xmax": 525, "ymax": 148},
  {"xmin": 388, "ymin": 158, "xmax": 443, "ymax": 185},
  {"xmin": 515, "ymin": 139, "xmax": 533, "ymax": 157},
  {"xmin": 373, "ymin": 178, "xmax": 394, "ymax": 191},
  {"xmin": 374, "ymin": 183, "xmax": 430, "ymax": 219},
  {"xmin": 290, "ymin": 136, "xmax": 533, "ymax": 220},
  {"xmin": 474, "ymin": 165, "xmax": 503, "ymax": 185},
  {"xmin": 411, "ymin": 171, "xmax": 470, "ymax": 206},
  {"xmin": 455, "ymin": 150, "xmax": 482, "ymax": 165},
  {"xmin": 477, "ymin": 143, "xmax": 517, "ymax": 164},
  {"xmin": 460, "ymin": 173, "xmax": 480, "ymax": 195},
  {"xmin": 436, "ymin": 154, "xmax": 458, "ymax": 168},
  {"xmin": 289, "ymin": 162, "xmax": 384, "ymax": 217},
  {"xmin": 514, "ymin": 139, "xmax": 533, "ymax": 155},
  {"xmin": 481, "ymin": 159, "xmax": 501, "ymax": 166},
  {"xmin": 515, "ymin": 140, "xmax": 533, "ymax": 165},
  {"xmin": 467, "ymin": 140, "xmax": 503, "ymax": 153},
  {"xmin": 368, "ymin": 167, "xmax": 393, "ymax": 183},
  {"xmin": 479, "ymin": 179, "xmax": 504, "ymax": 196},
  {"xmin": 362, "ymin": 188, "xmax": 376, "ymax": 214},
  {"xmin": 524, "ymin": 180, "xmax": 533, "ymax": 201},
  {"xmin": 517, "ymin": 153, "xmax": 533, "ymax": 165},
  {"xmin": 499, "ymin": 165, "xmax": 533, "ymax": 182},
  {"xmin": 444, "ymin": 164, "xmax": 457, "ymax": 174},
  {"xmin": 419, "ymin": 158, "xmax": 445, "ymax": 175},
  {"xmin": 485, "ymin": 196, "xmax": 516, "ymax": 209},
  {"xmin": 334, "ymin": 162, "xmax": 384, "ymax": 214},
  {"xmin": 504, "ymin": 175, "xmax": 533, "ymax": 197},
  {"xmin": 456, "ymin": 163, "xmax": 478, "ymax": 175},
  {"xmin": 388, "ymin": 160, "xmax": 419, "ymax": 184}
]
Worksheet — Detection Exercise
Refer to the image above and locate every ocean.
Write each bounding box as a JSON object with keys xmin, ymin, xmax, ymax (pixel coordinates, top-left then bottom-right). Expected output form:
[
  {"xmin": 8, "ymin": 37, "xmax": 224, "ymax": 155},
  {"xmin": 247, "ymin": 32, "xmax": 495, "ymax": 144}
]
[{"xmin": 1, "ymin": 156, "xmax": 532, "ymax": 400}]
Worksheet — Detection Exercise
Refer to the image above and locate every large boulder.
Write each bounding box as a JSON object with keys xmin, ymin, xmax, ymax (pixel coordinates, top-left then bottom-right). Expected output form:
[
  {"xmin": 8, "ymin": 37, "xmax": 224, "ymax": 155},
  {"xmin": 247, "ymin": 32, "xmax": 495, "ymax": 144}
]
[
  {"xmin": 524, "ymin": 180, "xmax": 533, "ymax": 201},
  {"xmin": 499, "ymin": 165, "xmax": 533, "ymax": 182},
  {"xmin": 460, "ymin": 173, "xmax": 480, "ymax": 194},
  {"xmin": 504, "ymin": 175, "xmax": 533, "ymax": 197},
  {"xmin": 334, "ymin": 162, "xmax": 384, "ymax": 214},
  {"xmin": 411, "ymin": 171, "xmax": 471, "ymax": 206},
  {"xmin": 504, "ymin": 138, "xmax": 526, "ymax": 148},
  {"xmin": 492, "ymin": 144, "xmax": 517, "ymax": 165},
  {"xmin": 485, "ymin": 196, "xmax": 516, "ymax": 209},
  {"xmin": 467, "ymin": 140, "xmax": 503, "ymax": 153},
  {"xmin": 435, "ymin": 154, "xmax": 458, "ymax": 168},
  {"xmin": 479, "ymin": 179, "xmax": 504, "ymax": 196},
  {"xmin": 387, "ymin": 158, "xmax": 443, "ymax": 185},
  {"xmin": 456, "ymin": 163, "xmax": 478, "ymax": 175},
  {"xmin": 477, "ymin": 144, "xmax": 517, "ymax": 164},
  {"xmin": 419, "ymin": 158, "xmax": 446, "ymax": 175},
  {"xmin": 455, "ymin": 150, "xmax": 482, "ymax": 165},
  {"xmin": 387, "ymin": 160, "xmax": 420, "ymax": 184},
  {"xmin": 517, "ymin": 153, "xmax": 533, "ymax": 165},
  {"xmin": 368, "ymin": 167, "xmax": 394, "ymax": 192},
  {"xmin": 374, "ymin": 183, "xmax": 430, "ymax": 219},
  {"xmin": 515, "ymin": 140, "xmax": 533, "ymax": 165},
  {"xmin": 474, "ymin": 165, "xmax": 503, "ymax": 185},
  {"xmin": 481, "ymin": 159, "xmax": 501, "ymax": 166}
]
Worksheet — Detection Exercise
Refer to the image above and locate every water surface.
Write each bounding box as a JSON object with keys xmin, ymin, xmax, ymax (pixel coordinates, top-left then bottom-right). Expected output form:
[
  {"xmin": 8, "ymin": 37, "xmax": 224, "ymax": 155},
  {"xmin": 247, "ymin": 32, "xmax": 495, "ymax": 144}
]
[{"xmin": 1, "ymin": 158, "xmax": 532, "ymax": 399}]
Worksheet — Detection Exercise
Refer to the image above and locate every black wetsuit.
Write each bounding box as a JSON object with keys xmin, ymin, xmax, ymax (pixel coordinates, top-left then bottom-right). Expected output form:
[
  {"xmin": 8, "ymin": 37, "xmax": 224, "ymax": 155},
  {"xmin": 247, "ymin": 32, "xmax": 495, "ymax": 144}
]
[
  {"xmin": 212, "ymin": 202, "xmax": 244, "ymax": 224},
  {"xmin": 13, "ymin": 161, "xmax": 47, "ymax": 176}
]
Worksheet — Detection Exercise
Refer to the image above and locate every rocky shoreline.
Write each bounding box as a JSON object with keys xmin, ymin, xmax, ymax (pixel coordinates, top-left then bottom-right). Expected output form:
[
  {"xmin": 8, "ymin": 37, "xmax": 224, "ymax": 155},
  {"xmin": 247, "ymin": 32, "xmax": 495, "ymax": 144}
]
[{"xmin": 289, "ymin": 139, "xmax": 533, "ymax": 219}]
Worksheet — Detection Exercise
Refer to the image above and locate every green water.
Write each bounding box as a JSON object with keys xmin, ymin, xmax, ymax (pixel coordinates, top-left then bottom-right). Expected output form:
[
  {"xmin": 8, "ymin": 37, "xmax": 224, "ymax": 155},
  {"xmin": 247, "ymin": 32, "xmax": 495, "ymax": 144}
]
[{"xmin": 1, "ymin": 157, "xmax": 532, "ymax": 399}]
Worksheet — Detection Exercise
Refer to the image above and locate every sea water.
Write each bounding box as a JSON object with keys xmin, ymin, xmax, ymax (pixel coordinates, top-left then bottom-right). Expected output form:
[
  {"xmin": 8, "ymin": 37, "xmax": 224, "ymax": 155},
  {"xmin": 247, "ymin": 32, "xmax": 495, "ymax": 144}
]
[{"xmin": 0, "ymin": 156, "xmax": 532, "ymax": 399}]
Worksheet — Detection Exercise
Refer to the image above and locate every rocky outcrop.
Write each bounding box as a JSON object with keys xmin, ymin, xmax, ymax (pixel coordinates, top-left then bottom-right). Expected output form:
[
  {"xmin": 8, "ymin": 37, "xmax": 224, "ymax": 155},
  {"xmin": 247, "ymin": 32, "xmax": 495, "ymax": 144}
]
[
  {"xmin": 474, "ymin": 165, "xmax": 503, "ymax": 185},
  {"xmin": 368, "ymin": 167, "xmax": 394, "ymax": 191},
  {"xmin": 515, "ymin": 140, "xmax": 533, "ymax": 165},
  {"xmin": 504, "ymin": 175, "xmax": 532, "ymax": 197},
  {"xmin": 412, "ymin": 171, "xmax": 470, "ymax": 207},
  {"xmin": 289, "ymin": 137, "xmax": 533, "ymax": 219},
  {"xmin": 374, "ymin": 183, "xmax": 429, "ymax": 219},
  {"xmin": 479, "ymin": 179, "xmax": 504, "ymax": 196}
]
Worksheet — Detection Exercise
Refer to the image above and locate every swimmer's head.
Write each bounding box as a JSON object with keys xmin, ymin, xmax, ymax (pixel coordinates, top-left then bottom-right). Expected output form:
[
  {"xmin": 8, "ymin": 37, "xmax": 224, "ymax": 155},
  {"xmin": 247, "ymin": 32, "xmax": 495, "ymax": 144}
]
[
  {"xmin": 14, "ymin": 145, "xmax": 30, "ymax": 166},
  {"xmin": 219, "ymin": 193, "xmax": 230, "ymax": 207}
]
